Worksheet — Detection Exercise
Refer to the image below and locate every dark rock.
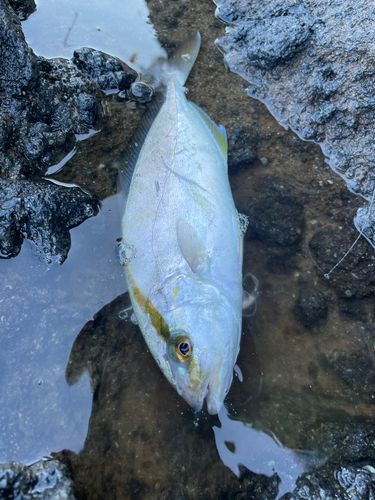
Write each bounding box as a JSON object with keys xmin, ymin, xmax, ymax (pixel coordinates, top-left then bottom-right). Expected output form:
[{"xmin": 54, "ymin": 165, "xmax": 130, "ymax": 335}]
[
  {"xmin": 215, "ymin": 0, "xmax": 375, "ymax": 241},
  {"xmin": 238, "ymin": 466, "xmax": 280, "ymax": 500},
  {"xmin": 318, "ymin": 348, "xmax": 375, "ymax": 395},
  {"xmin": 0, "ymin": 2, "xmax": 148, "ymax": 180},
  {"xmin": 0, "ymin": 179, "xmax": 100, "ymax": 263},
  {"xmin": 246, "ymin": 176, "xmax": 304, "ymax": 247},
  {"xmin": 228, "ymin": 126, "xmax": 258, "ymax": 171},
  {"xmin": 0, "ymin": 25, "xmax": 103, "ymax": 178},
  {"xmin": 72, "ymin": 47, "xmax": 137, "ymax": 92},
  {"xmin": 282, "ymin": 463, "xmax": 375, "ymax": 500},
  {"xmin": 309, "ymin": 227, "xmax": 375, "ymax": 299},
  {"xmin": 0, "ymin": 0, "xmax": 39, "ymax": 93},
  {"xmin": 0, "ymin": 459, "xmax": 77, "ymax": 499},
  {"xmin": 338, "ymin": 299, "xmax": 367, "ymax": 322},
  {"xmin": 293, "ymin": 290, "xmax": 328, "ymax": 328},
  {"xmin": 243, "ymin": 176, "xmax": 304, "ymax": 269},
  {"xmin": 8, "ymin": 0, "xmax": 36, "ymax": 19},
  {"xmin": 244, "ymin": 9, "xmax": 313, "ymax": 70}
]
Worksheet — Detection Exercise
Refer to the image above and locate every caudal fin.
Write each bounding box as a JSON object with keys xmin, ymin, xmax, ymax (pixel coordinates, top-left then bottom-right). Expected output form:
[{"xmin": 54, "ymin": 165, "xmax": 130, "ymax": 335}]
[{"xmin": 168, "ymin": 31, "xmax": 201, "ymax": 86}]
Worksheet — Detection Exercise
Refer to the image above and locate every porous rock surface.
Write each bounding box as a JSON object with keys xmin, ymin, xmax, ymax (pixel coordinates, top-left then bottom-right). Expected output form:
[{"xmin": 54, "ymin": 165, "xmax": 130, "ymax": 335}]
[
  {"xmin": 214, "ymin": 0, "xmax": 375, "ymax": 244},
  {"xmin": 0, "ymin": 459, "xmax": 77, "ymax": 499},
  {"xmin": 0, "ymin": 0, "xmax": 141, "ymax": 261},
  {"xmin": 0, "ymin": 179, "xmax": 100, "ymax": 262}
]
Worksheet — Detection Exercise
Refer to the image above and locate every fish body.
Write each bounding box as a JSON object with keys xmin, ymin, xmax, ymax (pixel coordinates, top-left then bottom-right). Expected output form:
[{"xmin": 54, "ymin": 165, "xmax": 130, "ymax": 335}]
[{"xmin": 121, "ymin": 33, "xmax": 245, "ymax": 414}]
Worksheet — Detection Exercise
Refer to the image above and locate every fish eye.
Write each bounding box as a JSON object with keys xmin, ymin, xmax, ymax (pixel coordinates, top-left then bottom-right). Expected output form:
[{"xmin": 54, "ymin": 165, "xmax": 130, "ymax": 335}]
[{"xmin": 169, "ymin": 333, "xmax": 192, "ymax": 362}]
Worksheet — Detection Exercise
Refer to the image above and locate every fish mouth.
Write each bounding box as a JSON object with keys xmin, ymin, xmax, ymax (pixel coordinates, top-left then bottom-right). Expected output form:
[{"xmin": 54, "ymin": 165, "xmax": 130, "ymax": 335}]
[{"xmin": 175, "ymin": 350, "xmax": 232, "ymax": 415}]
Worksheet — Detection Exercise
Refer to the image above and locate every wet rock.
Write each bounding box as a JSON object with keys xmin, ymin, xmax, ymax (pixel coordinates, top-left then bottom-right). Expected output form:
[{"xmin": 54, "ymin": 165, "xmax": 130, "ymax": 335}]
[
  {"xmin": 244, "ymin": 176, "xmax": 304, "ymax": 269},
  {"xmin": 8, "ymin": 0, "xmax": 36, "ymax": 20},
  {"xmin": 293, "ymin": 290, "xmax": 328, "ymax": 329},
  {"xmin": 72, "ymin": 47, "xmax": 137, "ymax": 92},
  {"xmin": 318, "ymin": 348, "xmax": 375, "ymax": 395},
  {"xmin": 215, "ymin": 0, "xmax": 375, "ymax": 244},
  {"xmin": 338, "ymin": 299, "xmax": 367, "ymax": 323},
  {"xmin": 0, "ymin": 0, "xmax": 148, "ymax": 180},
  {"xmin": 0, "ymin": 3, "xmax": 104, "ymax": 180},
  {"xmin": 282, "ymin": 463, "xmax": 375, "ymax": 500},
  {"xmin": 238, "ymin": 466, "xmax": 280, "ymax": 500},
  {"xmin": 241, "ymin": 6, "xmax": 313, "ymax": 70},
  {"xmin": 309, "ymin": 227, "xmax": 375, "ymax": 299},
  {"xmin": 0, "ymin": 459, "xmax": 77, "ymax": 499},
  {"xmin": 246, "ymin": 177, "xmax": 304, "ymax": 246},
  {"xmin": 228, "ymin": 126, "xmax": 258, "ymax": 171},
  {"xmin": 0, "ymin": 0, "xmax": 39, "ymax": 93},
  {"xmin": 0, "ymin": 179, "xmax": 100, "ymax": 263}
]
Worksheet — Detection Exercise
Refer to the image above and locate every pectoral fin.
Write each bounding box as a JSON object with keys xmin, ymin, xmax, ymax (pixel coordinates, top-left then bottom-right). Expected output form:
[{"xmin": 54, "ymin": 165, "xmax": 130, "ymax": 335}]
[{"xmin": 176, "ymin": 219, "xmax": 207, "ymax": 273}]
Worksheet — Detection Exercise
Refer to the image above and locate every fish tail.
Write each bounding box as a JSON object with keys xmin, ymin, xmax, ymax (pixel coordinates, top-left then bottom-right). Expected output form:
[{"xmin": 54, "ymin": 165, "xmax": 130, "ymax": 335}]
[{"xmin": 168, "ymin": 31, "xmax": 201, "ymax": 86}]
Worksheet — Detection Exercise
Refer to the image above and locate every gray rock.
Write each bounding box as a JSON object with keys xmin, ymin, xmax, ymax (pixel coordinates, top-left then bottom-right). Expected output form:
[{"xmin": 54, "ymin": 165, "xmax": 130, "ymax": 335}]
[
  {"xmin": 0, "ymin": 179, "xmax": 100, "ymax": 263},
  {"xmin": 214, "ymin": 0, "xmax": 375, "ymax": 248},
  {"xmin": 0, "ymin": 459, "xmax": 77, "ymax": 499}
]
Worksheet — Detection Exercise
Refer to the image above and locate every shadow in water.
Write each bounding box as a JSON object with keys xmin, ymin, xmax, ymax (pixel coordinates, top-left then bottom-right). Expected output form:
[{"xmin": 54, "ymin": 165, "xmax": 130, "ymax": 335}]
[
  {"xmin": 55, "ymin": 287, "xmax": 375, "ymax": 500},
  {"xmin": 54, "ymin": 293, "xmax": 281, "ymax": 500}
]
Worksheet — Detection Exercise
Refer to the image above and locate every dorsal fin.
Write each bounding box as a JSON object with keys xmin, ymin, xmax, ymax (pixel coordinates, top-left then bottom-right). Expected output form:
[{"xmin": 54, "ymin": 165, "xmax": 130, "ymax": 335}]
[
  {"xmin": 117, "ymin": 97, "xmax": 164, "ymax": 202},
  {"xmin": 189, "ymin": 102, "xmax": 228, "ymax": 160}
]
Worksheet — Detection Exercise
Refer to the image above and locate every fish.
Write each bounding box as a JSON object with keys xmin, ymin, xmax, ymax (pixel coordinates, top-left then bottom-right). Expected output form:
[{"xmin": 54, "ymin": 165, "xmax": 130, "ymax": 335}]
[{"xmin": 119, "ymin": 32, "xmax": 248, "ymax": 415}]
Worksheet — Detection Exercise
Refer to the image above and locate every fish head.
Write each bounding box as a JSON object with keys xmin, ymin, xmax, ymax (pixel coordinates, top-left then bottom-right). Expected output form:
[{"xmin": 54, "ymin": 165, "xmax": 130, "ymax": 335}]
[{"xmin": 163, "ymin": 292, "xmax": 240, "ymax": 415}]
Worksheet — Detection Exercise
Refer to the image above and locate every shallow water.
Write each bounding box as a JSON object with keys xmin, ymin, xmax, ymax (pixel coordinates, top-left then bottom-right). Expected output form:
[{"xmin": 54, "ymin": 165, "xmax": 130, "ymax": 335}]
[
  {"xmin": 22, "ymin": 0, "xmax": 165, "ymax": 71},
  {"xmin": 0, "ymin": 194, "xmax": 125, "ymax": 464},
  {"xmin": 2, "ymin": 0, "xmax": 375, "ymax": 498}
]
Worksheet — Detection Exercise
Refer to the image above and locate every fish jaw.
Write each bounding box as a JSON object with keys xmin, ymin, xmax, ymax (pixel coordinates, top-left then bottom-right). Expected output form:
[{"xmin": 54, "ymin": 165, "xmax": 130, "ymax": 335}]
[{"xmin": 171, "ymin": 348, "xmax": 233, "ymax": 415}]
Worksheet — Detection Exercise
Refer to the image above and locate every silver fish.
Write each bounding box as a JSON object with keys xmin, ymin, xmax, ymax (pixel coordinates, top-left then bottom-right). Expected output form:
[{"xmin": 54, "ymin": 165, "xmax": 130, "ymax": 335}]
[{"xmin": 120, "ymin": 32, "xmax": 248, "ymax": 414}]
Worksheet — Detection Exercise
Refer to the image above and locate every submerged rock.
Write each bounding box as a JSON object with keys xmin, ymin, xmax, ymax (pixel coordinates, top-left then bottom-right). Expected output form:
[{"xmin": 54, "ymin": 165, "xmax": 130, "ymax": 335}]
[
  {"xmin": 0, "ymin": 459, "xmax": 77, "ymax": 499},
  {"xmin": 309, "ymin": 227, "xmax": 375, "ymax": 299},
  {"xmin": 243, "ymin": 176, "xmax": 304, "ymax": 269},
  {"xmin": 214, "ymin": 0, "xmax": 375, "ymax": 248},
  {"xmin": 0, "ymin": 179, "xmax": 100, "ymax": 263},
  {"xmin": 283, "ymin": 462, "xmax": 375, "ymax": 500},
  {"xmin": 228, "ymin": 126, "xmax": 258, "ymax": 171},
  {"xmin": 293, "ymin": 290, "xmax": 328, "ymax": 329}
]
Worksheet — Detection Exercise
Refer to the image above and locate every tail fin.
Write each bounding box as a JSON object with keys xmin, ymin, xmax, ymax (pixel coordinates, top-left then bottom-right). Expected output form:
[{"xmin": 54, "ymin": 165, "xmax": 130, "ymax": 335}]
[{"xmin": 168, "ymin": 31, "xmax": 201, "ymax": 86}]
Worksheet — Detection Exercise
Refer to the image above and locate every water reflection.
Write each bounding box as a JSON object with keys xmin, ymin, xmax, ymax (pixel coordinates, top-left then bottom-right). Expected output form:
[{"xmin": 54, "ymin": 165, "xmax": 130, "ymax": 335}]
[
  {"xmin": 214, "ymin": 410, "xmax": 324, "ymax": 499},
  {"xmin": 22, "ymin": 0, "xmax": 166, "ymax": 70},
  {"xmin": 0, "ymin": 195, "xmax": 125, "ymax": 464}
]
